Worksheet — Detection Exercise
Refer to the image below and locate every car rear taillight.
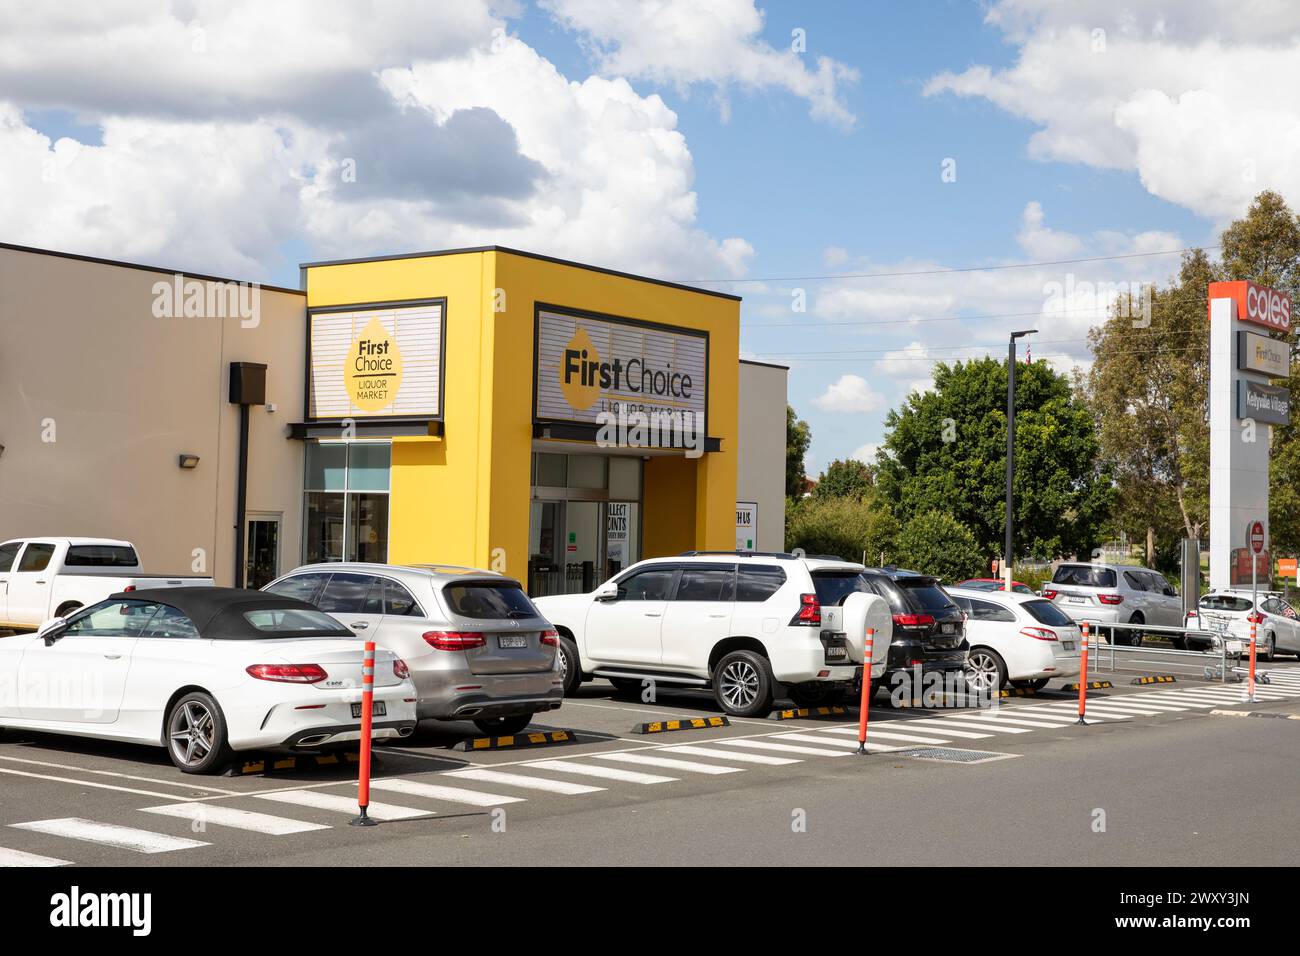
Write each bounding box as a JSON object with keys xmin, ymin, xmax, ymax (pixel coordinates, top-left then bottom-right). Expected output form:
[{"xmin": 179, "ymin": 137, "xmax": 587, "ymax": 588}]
[
  {"xmin": 1098, "ymin": 593, "xmax": 1123, "ymax": 605},
  {"xmin": 540, "ymin": 629, "xmax": 559, "ymax": 647},
  {"xmin": 1041, "ymin": 589, "xmax": 1057, "ymax": 600},
  {"xmin": 423, "ymin": 631, "xmax": 487, "ymax": 651},
  {"xmin": 246, "ymin": 663, "xmax": 328, "ymax": 683},
  {"xmin": 790, "ymin": 593, "xmax": 821, "ymax": 626},
  {"xmin": 892, "ymin": 613, "xmax": 935, "ymax": 627},
  {"xmin": 1019, "ymin": 627, "xmax": 1059, "ymax": 642},
  {"xmin": 123, "ymin": 585, "xmax": 136, "ymax": 592},
  {"xmin": 393, "ymin": 659, "xmax": 410, "ymax": 680}
]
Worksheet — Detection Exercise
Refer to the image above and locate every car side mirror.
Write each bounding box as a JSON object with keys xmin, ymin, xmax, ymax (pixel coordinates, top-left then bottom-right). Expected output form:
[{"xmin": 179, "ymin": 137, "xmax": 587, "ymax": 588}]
[
  {"xmin": 594, "ymin": 586, "xmax": 621, "ymax": 602},
  {"xmin": 39, "ymin": 617, "xmax": 67, "ymax": 645}
]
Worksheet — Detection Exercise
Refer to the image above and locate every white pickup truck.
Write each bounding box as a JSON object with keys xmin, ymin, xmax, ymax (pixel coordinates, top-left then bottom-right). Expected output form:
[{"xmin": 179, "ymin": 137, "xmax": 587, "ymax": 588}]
[{"xmin": 0, "ymin": 537, "xmax": 214, "ymax": 632}]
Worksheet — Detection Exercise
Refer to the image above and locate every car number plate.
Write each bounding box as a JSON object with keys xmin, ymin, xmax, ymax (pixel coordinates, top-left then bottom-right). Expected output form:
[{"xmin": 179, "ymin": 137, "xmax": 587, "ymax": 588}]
[
  {"xmin": 351, "ymin": 701, "xmax": 387, "ymax": 719},
  {"xmin": 941, "ymin": 623, "xmax": 954, "ymax": 634},
  {"xmin": 1067, "ymin": 596, "xmax": 1087, "ymax": 604},
  {"xmin": 1062, "ymin": 641, "xmax": 1076, "ymax": 651},
  {"xmin": 498, "ymin": 634, "xmax": 529, "ymax": 649}
]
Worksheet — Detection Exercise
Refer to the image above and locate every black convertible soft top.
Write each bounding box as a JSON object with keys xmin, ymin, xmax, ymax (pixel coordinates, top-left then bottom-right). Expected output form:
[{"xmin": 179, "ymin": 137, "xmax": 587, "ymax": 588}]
[{"xmin": 104, "ymin": 586, "xmax": 354, "ymax": 640}]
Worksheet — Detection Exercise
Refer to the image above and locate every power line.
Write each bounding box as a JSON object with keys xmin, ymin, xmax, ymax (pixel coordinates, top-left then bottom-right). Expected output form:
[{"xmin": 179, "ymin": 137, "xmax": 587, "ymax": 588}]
[
  {"xmin": 757, "ymin": 344, "xmax": 1213, "ymax": 363},
  {"xmin": 684, "ymin": 245, "xmax": 1218, "ymax": 286},
  {"xmin": 754, "ymin": 333, "xmax": 1206, "ymax": 359}
]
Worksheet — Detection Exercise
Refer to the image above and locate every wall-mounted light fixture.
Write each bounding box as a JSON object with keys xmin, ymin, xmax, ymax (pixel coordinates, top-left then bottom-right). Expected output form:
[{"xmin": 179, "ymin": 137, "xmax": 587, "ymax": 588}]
[
  {"xmin": 178, "ymin": 454, "xmax": 200, "ymax": 469},
  {"xmin": 0, "ymin": 443, "xmax": 5, "ymax": 459}
]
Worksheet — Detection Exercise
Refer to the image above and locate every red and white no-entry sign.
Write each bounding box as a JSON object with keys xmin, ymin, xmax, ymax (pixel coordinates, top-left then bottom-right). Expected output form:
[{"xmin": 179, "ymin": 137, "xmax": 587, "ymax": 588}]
[{"xmin": 1249, "ymin": 521, "xmax": 1265, "ymax": 554}]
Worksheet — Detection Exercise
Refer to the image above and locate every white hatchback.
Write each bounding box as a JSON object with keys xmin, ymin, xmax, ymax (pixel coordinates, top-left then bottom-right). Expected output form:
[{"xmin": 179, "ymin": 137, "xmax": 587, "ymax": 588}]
[{"xmin": 948, "ymin": 587, "xmax": 1082, "ymax": 692}]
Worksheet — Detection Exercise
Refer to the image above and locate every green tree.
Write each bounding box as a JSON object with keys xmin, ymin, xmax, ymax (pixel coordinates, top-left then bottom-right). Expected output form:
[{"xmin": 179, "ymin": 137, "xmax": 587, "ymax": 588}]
[
  {"xmin": 785, "ymin": 404, "xmax": 811, "ymax": 498},
  {"xmin": 875, "ymin": 357, "xmax": 1110, "ymax": 561},
  {"xmin": 894, "ymin": 511, "xmax": 985, "ymax": 582},
  {"xmin": 812, "ymin": 458, "xmax": 875, "ymax": 500},
  {"xmin": 786, "ymin": 495, "xmax": 899, "ymax": 564}
]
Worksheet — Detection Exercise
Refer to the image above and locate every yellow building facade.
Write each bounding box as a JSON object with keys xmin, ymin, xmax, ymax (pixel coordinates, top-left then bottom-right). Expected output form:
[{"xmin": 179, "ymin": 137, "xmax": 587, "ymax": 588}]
[{"xmin": 301, "ymin": 246, "xmax": 741, "ymax": 596}]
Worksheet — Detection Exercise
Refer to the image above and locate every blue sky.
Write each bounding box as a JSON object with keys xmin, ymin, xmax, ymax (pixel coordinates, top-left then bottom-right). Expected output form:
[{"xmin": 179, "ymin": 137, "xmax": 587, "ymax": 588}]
[{"xmin": 4, "ymin": 1, "xmax": 1293, "ymax": 473}]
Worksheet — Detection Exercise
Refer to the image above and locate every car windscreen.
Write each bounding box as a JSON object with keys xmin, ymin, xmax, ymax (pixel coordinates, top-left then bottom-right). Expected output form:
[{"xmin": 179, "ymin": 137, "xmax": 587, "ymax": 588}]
[
  {"xmin": 64, "ymin": 545, "xmax": 140, "ymax": 567},
  {"xmin": 896, "ymin": 578, "xmax": 959, "ymax": 613},
  {"xmin": 443, "ymin": 582, "xmax": 540, "ymax": 619},
  {"xmin": 1051, "ymin": 565, "xmax": 1117, "ymax": 588},
  {"xmin": 1200, "ymin": 594, "xmax": 1254, "ymax": 612},
  {"xmin": 811, "ymin": 571, "xmax": 873, "ymax": 606},
  {"xmin": 242, "ymin": 608, "xmax": 351, "ymax": 636},
  {"xmin": 1022, "ymin": 599, "xmax": 1074, "ymax": 626}
]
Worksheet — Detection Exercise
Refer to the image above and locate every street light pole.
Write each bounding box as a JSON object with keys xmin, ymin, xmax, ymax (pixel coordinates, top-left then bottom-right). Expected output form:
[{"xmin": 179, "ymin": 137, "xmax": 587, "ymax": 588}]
[{"xmin": 1004, "ymin": 330, "xmax": 1037, "ymax": 589}]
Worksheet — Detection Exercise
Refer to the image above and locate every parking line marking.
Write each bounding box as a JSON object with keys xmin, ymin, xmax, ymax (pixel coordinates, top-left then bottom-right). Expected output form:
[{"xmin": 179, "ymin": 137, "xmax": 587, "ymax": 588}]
[
  {"xmin": 10, "ymin": 818, "xmax": 209, "ymax": 853},
  {"xmin": 713, "ymin": 738, "xmax": 850, "ymax": 757},
  {"xmin": 0, "ymin": 755, "xmax": 239, "ymax": 795},
  {"xmin": 443, "ymin": 769, "xmax": 604, "ymax": 795},
  {"xmin": 139, "ymin": 803, "xmax": 330, "ymax": 835},
  {"xmin": 0, "ymin": 846, "xmax": 73, "ymax": 867},
  {"xmin": 821, "ymin": 727, "xmax": 951, "ymax": 744},
  {"xmin": 365, "ymin": 778, "xmax": 525, "ymax": 806},
  {"xmin": 659, "ymin": 745, "xmax": 800, "ymax": 765},
  {"xmin": 253, "ymin": 790, "xmax": 431, "ymax": 821},
  {"xmin": 594, "ymin": 752, "xmax": 743, "ymax": 775},
  {"xmin": 884, "ymin": 721, "xmax": 993, "ymax": 738},
  {"xmin": 0, "ymin": 767, "xmax": 204, "ymax": 801},
  {"xmin": 526, "ymin": 760, "xmax": 676, "ymax": 784}
]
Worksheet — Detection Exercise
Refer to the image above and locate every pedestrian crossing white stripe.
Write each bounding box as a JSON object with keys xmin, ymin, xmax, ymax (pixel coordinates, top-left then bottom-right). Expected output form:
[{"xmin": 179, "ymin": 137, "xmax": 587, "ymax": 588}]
[
  {"xmin": 1165, "ymin": 690, "xmax": 1281, "ymax": 703},
  {"xmin": 595, "ymin": 753, "xmax": 743, "ymax": 775},
  {"xmin": 254, "ymin": 790, "xmax": 429, "ymax": 821},
  {"xmin": 140, "ymin": 803, "xmax": 330, "ymax": 835},
  {"xmin": 1060, "ymin": 704, "xmax": 1156, "ymax": 717},
  {"xmin": 527, "ymin": 760, "xmax": 676, "ymax": 784},
  {"xmin": 0, "ymin": 846, "xmax": 72, "ymax": 867},
  {"xmin": 1065, "ymin": 702, "xmax": 1172, "ymax": 715},
  {"xmin": 1037, "ymin": 706, "xmax": 1129, "ymax": 720},
  {"xmin": 1128, "ymin": 696, "xmax": 1213, "ymax": 707},
  {"xmin": 443, "ymin": 769, "xmax": 604, "ymax": 795},
  {"xmin": 776, "ymin": 732, "xmax": 898, "ymax": 751},
  {"xmin": 365, "ymin": 778, "xmax": 525, "ymax": 806},
  {"xmin": 1093, "ymin": 700, "xmax": 1194, "ymax": 711},
  {"xmin": 945, "ymin": 712, "xmax": 1076, "ymax": 728},
  {"xmin": 886, "ymin": 721, "xmax": 992, "ymax": 738},
  {"xmin": 661, "ymin": 745, "xmax": 801, "ymax": 766},
  {"xmin": 972, "ymin": 709, "xmax": 1081, "ymax": 725},
  {"xmin": 920, "ymin": 717, "xmax": 1033, "ymax": 733},
  {"xmin": 822, "ymin": 727, "xmax": 951, "ymax": 744},
  {"xmin": 715, "ymin": 738, "xmax": 850, "ymax": 757},
  {"xmin": 10, "ymin": 818, "xmax": 209, "ymax": 853}
]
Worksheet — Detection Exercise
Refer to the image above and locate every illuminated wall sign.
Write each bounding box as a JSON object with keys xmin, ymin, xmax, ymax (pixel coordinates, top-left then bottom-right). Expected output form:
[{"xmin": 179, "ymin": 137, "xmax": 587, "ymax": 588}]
[
  {"xmin": 308, "ymin": 300, "xmax": 445, "ymax": 420},
  {"xmin": 1237, "ymin": 330, "xmax": 1290, "ymax": 377},
  {"xmin": 1237, "ymin": 378, "xmax": 1291, "ymax": 425},
  {"xmin": 534, "ymin": 306, "xmax": 708, "ymax": 439}
]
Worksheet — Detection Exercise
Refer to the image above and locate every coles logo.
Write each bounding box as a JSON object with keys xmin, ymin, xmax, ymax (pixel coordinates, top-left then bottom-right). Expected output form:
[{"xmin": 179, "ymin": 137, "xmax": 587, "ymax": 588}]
[{"xmin": 1210, "ymin": 280, "xmax": 1292, "ymax": 332}]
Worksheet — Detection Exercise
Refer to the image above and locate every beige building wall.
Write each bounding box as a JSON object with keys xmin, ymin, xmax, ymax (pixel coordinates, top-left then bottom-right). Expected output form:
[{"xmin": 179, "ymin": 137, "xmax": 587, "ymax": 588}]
[
  {"xmin": 737, "ymin": 360, "xmax": 789, "ymax": 552},
  {"xmin": 0, "ymin": 244, "xmax": 307, "ymax": 586}
]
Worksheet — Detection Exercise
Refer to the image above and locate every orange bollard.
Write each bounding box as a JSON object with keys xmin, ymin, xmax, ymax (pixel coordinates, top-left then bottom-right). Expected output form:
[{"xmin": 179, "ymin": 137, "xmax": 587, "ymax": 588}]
[
  {"xmin": 350, "ymin": 640, "xmax": 378, "ymax": 827},
  {"xmin": 855, "ymin": 628, "xmax": 875, "ymax": 755},
  {"xmin": 1076, "ymin": 621, "xmax": 1090, "ymax": 725},
  {"xmin": 1248, "ymin": 618, "xmax": 1258, "ymax": 702}
]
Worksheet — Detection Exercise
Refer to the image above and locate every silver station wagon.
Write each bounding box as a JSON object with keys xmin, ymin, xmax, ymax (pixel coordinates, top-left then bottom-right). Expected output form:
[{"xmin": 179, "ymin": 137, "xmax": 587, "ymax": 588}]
[{"xmin": 264, "ymin": 563, "xmax": 564, "ymax": 735}]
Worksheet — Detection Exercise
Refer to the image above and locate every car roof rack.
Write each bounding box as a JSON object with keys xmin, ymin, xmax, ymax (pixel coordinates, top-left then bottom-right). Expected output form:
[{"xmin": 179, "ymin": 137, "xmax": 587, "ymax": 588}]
[{"xmin": 677, "ymin": 550, "xmax": 797, "ymax": 559}]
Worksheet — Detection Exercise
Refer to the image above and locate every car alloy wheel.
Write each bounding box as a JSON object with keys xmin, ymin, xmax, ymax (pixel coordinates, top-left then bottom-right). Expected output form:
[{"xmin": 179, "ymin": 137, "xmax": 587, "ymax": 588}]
[
  {"xmin": 719, "ymin": 659, "xmax": 760, "ymax": 709},
  {"xmin": 964, "ymin": 650, "xmax": 1002, "ymax": 694},
  {"xmin": 168, "ymin": 700, "xmax": 216, "ymax": 768}
]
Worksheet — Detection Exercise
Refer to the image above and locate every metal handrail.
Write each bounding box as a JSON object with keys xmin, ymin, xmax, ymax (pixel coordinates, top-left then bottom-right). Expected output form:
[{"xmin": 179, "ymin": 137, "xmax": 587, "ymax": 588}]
[{"xmin": 1076, "ymin": 620, "xmax": 1239, "ymax": 683}]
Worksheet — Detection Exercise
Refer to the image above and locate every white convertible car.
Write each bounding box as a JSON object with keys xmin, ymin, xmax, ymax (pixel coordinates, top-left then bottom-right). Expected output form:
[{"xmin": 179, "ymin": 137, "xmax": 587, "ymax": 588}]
[{"xmin": 0, "ymin": 587, "xmax": 417, "ymax": 773}]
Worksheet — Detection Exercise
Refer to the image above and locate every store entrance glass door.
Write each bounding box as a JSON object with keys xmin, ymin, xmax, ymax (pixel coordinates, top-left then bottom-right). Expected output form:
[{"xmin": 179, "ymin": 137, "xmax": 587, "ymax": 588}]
[{"xmin": 244, "ymin": 516, "xmax": 280, "ymax": 589}]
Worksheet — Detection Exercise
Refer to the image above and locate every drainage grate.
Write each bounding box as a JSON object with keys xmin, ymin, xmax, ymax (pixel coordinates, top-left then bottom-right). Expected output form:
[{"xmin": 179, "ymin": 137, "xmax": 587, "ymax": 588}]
[{"xmin": 893, "ymin": 746, "xmax": 1016, "ymax": 764}]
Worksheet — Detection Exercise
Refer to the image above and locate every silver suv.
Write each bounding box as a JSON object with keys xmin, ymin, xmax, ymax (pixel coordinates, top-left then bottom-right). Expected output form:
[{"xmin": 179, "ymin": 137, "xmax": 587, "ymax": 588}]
[
  {"xmin": 264, "ymin": 563, "xmax": 564, "ymax": 735},
  {"xmin": 1043, "ymin": 562, "xmax": 1182, "ymax": 645}
]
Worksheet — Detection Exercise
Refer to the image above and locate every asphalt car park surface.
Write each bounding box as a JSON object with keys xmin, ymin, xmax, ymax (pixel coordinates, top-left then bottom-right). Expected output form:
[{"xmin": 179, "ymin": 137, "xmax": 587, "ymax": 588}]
[{"xmin": 2, "ymin": 662, "xmax": 1298, "ymax": 867}]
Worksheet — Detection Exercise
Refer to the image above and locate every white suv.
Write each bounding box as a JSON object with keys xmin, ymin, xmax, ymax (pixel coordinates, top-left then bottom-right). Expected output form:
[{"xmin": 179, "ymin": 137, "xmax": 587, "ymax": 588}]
[
  {"xmin": 534, "ymin": 552, "xmax": 888, "ymax": 717},
  {"xmin": 1043, "ymin": 562, "xmax": 1183, "ymax": 645}
]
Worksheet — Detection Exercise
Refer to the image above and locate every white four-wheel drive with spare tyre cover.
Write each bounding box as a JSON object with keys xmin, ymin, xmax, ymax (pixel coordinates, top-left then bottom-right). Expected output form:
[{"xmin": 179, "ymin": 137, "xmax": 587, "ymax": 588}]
[
  {"xmin": 0, "ymin": 587, "xmax": 417, "ymax": 773},
  {"xmin": 0, "ymin": 537, "xmax": 214, "ymax": 632},
  {"xmin": 264, "ymin": 563, "xmax": 564, "ymax": 736},
  {"xmin": 1042, "ymin": 562, "xmax": 1183, "ymax": 645},
  {"xmin": 947, "ymin": 586, "xmax": 1082, "ymax": 693},
  {"xmin": 1184, "ymin": 589, "xmax": 1300, "ymax": 659},
  {"xmin": 534, "ymin": 551, "xmax": 895, "ymax": 717}
]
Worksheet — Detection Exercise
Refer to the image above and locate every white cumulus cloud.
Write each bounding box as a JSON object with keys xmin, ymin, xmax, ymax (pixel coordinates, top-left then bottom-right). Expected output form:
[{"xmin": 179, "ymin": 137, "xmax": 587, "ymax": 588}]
[{"xmin": 812, "ymin": 373, "xmax": 884, "ymax": 413}]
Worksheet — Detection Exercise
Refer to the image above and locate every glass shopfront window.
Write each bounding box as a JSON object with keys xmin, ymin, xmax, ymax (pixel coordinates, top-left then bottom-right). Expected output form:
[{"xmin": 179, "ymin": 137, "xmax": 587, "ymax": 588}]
[{"xmin": 303, "ymin": 442, "xmax": 391, "ymax": 563}]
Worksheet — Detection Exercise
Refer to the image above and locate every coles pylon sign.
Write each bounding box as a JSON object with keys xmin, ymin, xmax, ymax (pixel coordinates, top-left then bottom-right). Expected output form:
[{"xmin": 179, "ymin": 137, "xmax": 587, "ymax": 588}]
[{"xmin": 1208, "ymin": 280, "xmax": 1292, "ymax": 332}]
